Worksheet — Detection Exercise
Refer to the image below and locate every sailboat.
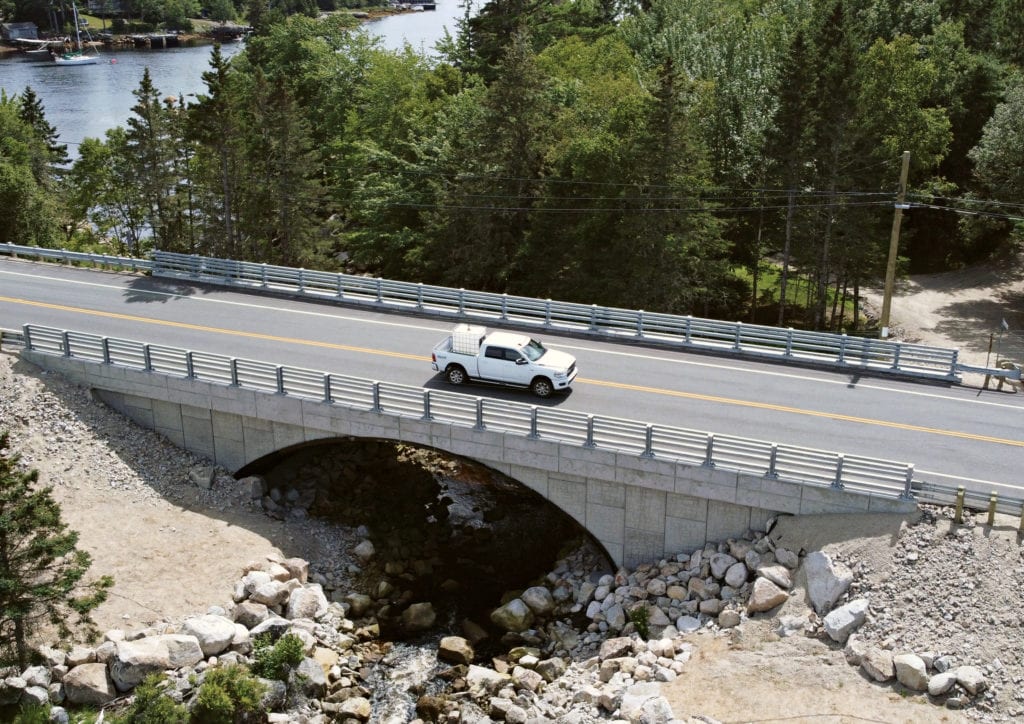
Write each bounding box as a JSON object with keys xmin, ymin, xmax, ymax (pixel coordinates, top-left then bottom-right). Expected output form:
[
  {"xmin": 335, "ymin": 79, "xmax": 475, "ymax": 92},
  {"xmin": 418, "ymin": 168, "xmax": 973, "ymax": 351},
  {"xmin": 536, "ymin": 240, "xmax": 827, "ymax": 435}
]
[{"xmin": 53, "ymin": 3, "xmax": 99, "ymax": 65}]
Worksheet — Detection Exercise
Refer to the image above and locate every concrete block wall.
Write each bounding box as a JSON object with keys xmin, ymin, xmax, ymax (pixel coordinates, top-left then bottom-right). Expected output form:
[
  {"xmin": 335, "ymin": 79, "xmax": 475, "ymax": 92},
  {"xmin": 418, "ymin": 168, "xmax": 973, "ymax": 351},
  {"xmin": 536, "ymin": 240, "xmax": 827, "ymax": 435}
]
[{"xmin": 22, "ymin": 349, "xmax": 916, "ymax": 568}]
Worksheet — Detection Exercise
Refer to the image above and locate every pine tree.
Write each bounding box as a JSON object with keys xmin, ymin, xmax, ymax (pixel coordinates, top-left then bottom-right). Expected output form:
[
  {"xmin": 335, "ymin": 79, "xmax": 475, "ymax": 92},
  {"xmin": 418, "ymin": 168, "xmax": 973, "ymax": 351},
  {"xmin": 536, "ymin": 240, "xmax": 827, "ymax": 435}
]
[
  {"xmin": 17, "ymin": 86, "xmax": 69, "ymax": 184},
  {"xmin": 0, "ymin": 432, "xmax": 113, "ymax": 668}
]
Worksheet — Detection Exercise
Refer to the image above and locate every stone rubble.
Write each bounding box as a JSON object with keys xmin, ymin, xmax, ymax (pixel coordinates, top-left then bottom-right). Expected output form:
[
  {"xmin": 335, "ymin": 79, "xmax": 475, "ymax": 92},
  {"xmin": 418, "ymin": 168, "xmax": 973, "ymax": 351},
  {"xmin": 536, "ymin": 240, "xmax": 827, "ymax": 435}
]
[{"xmin": 1, "ymin": 353, "xmax": 1022, "ymax": 722}]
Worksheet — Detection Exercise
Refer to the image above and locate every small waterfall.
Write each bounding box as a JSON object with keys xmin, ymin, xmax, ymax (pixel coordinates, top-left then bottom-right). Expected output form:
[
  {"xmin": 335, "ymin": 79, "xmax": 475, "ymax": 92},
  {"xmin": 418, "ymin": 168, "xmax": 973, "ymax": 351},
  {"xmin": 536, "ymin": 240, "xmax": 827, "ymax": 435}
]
[{"xmin": 369, "ymin": 642, "xmax": 442, "ymax": 722}]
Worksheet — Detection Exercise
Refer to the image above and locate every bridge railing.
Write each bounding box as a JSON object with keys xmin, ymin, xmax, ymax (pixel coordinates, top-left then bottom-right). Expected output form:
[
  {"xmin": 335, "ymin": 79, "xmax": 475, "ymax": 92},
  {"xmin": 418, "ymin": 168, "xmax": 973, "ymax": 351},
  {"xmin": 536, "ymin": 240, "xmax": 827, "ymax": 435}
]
[
  {"xmin": 9, "ymin": 243, "xmax": 1018, "ymax": 382},
  {"xmin": 147, "ymin": 251, "xmax": 961, "ymax": 382},
  {"xmin": 21, "ymin": 323, "xmax": 920, "ymax": 502},
  {"xmin": 0, "ymin": 242, "xmax": 152, "ymax": 272}
]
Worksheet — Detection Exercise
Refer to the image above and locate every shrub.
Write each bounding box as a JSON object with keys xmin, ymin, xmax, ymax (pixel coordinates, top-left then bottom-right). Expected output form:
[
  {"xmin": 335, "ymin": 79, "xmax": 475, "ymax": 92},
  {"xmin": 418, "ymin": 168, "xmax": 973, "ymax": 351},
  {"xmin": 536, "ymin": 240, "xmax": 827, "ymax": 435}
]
[
  {"xmin": 251, "ymin": 633, "xmax": 305, "ymax": 681},
  {"xmin": 107, "ymin": 673, "xmax": 187, "ymax": 724},
  {"xmin": 191, "ymin": 665, "xmax": 266, "ymax": 724},
  {"xmin": 628, "ymin": 605, "xmax": 650, "ymax": 640}
]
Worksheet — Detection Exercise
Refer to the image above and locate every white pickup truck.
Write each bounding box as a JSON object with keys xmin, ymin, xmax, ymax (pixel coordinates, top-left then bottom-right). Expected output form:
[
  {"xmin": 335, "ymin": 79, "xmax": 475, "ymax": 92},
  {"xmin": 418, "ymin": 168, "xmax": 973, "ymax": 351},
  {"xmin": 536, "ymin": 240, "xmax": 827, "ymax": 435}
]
[{"xmin": 431, "ymin": 324, "xmax": 578, "ymax": 398}]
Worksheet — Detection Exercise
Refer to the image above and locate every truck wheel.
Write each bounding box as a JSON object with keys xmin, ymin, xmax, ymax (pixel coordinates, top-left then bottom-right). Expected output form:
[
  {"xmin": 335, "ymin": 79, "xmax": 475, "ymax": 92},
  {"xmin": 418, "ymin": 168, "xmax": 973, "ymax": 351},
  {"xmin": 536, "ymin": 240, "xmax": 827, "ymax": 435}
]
[
  {"xmin": 446, "ymin": 366, "xmax": 467, "ymax": 386},
  {"xmin": 531, "ymin": 377, "xmax": 554, "ymax": 398}
]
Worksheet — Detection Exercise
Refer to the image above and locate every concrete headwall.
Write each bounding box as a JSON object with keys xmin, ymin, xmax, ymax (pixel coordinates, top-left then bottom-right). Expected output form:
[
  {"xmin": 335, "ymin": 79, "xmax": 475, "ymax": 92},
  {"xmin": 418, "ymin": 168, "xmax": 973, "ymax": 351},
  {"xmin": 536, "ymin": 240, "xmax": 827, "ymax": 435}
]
[{"xmin": 21, "ymin": 349, "xmax": 916, "ymax": 568}]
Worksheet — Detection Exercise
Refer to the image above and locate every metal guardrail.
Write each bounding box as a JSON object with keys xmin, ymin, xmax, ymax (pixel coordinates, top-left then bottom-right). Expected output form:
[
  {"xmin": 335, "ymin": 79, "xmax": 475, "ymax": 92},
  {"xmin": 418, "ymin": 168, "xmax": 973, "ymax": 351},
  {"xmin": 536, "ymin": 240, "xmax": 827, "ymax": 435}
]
[
  {"xmin": 0, "ymin": 242, "xmax": 153, "ymax": 272},
  {"xmin": 22, "ymin": 323, "xmax": 918, "ymax": 501},
  {"xmin": 0, "ymin": 328, "xmax": 26, "ymax": 351},
  {"xmin": 148, "ymin": 251, "xmax": 963, "ymax": 383}
]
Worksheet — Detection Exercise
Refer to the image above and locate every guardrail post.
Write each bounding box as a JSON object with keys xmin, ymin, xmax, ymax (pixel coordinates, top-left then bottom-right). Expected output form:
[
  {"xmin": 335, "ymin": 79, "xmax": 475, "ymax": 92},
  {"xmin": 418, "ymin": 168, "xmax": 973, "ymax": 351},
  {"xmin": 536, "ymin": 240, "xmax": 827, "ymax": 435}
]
[
  {"xmin": 336, "ymin": 274, "xmax": 344, "ymax": 298},
  {"xmin": 501, "ymin": 294, "xmax": 508, "ymax": 320},
  {"xmin": 1019, "ymin": 502, "xmax": 1024, "ymax": 534},
  {"xmin": 143, "ymin": 344, "xmax": 152, "ymax": 372},
  {"xmin": 642, "ymin": 425, "xmax": 654, "ymax": 457},
  {"xmin": 189, "ymin": 253, "xmax": 200, "ymax": 279},
  {"xmin": 323, "ymin": 374, "xmax": 332, "ymax": 402},
  {"xmin": 987, "ymin": 491, "xmax": 998, "ymax": 527},
  {"xmin": 766, "ymin": 444, "xmax": 779, "ymax": 478},
  {"xmin": 703, "ymin": 434, "xmax": 715, "ymax": 467},
  {"xmin": 421, "ymin": 390, "xmax": 433, "ymax": 420},
  {"xmin": 101, "ymin": 338, "xmax": 111, "ymax": 364},
  {"xmin": 838, "ymin": 333, "xmax": 847, "ymax": 364},
  {"xmin": 954, "ymin": 486, "xmax": 965, "ymax": 523},
  {"xmin": 544, "ymin": 300, "xmax": 552, "ymax": 327},
  {"xmin": 458, "ymin": 289, "xmax": 465, "ymax": 316},
  {"xmin": 584, "ymin": 415, "xmax": 595, "ymax": 448},
  {"xmin": 372, "ymin": 382, "xmax": 382, "ymax": 412},
  {"xmin": 298, "ymin": 268, "xmax": 306, "ymax": 294},
  {"xmin": 474, "ymin": 398, "xmax": 484, "ymax": 429},
  {"xmin": 785, "ymin": 328, "xmax": 794, "ymax": 357},
  {"xmin": 62, "ymin": 249, "xmax": 70, "ymax": 265},
  {"xmin": 590, "ymin": 305, "xmax": 599, "ymax": 331},
  {"xmin": 528, "ymin": 406, "xmax": 539, "ymax": 439},
  {"xmin": 900, "ymin": 466, "xmax": 915, "ymax": 500},
  {"xmin": 376, "ymin": 279, "xmax": 384, "ymax": 304},
  {"xmin": 891, "ymin": 343, "xmax": 902, "ymax": 370},
  {"xmin": 186, "ymin": 352, "xmax": 195, "ymax": 379},
  {"xmin": 260, "ymin": 264, "xmax": 268, "ymax": 288},
  {"xmin": 61, "ymin": 331, "xmax": 71, "ymax": 357},
  {"xmin": 733, "ymin": 323, "xmax": 742, "ymax": 350},
  {"xmin": 417, "ymin": 284, "xmax": 424, "ymax": 310},
  {"xmin": 275, "ymin": 366, "xmax": 285, "ymax": 393},
  {"xmin": 684, "ymin": 316, "xmax": 693, "ymax": 345},
  {"xmin": 22, "ymin": 325, "xmax": 32, "ymax": 351},
  {"xmin": 636, "ymin": 311, "xmax": 644, "ymax": 337},
  {"xmin": 230, "ymin": 359, "xmax": 240, "ymax": 386},
  {"xmin": 832, "ymin": 454, "xmax": 845, "ymax": 489}
]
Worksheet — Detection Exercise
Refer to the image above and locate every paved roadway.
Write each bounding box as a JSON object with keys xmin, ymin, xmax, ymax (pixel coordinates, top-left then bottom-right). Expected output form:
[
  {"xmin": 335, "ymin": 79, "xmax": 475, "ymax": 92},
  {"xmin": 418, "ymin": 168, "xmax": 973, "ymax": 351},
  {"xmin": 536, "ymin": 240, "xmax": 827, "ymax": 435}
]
[{"xmin": 0, "ymin": 257, "xmax": 1021, "ymax": 498}]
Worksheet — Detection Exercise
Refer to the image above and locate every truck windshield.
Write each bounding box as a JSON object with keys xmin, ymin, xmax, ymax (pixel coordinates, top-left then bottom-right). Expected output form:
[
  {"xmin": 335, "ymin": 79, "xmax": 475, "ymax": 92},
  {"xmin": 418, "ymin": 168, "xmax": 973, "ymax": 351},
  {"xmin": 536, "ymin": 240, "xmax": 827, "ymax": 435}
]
[{"xmin": 522, "ymin": 339, "xmax": 546, "ymax": 361}]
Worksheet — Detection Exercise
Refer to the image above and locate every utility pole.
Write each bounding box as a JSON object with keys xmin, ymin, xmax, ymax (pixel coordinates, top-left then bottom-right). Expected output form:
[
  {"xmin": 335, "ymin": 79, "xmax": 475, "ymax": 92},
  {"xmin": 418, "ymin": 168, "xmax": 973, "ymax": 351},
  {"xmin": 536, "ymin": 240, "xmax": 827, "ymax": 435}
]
[{"xmin": 879, "ymin": 150, "xmax": 911, "ymax": 337}]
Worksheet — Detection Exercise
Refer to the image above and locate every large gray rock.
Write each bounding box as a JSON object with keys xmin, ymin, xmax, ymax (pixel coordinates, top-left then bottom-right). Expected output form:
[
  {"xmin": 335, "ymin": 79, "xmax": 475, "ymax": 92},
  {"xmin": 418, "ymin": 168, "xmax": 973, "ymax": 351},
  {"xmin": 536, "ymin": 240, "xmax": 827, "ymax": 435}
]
[
  {"xmin": 109, "ymin": 635, "xmax": 203, "ymax": 691},
  {"xmin": 401, "ymin": 602, "xmax": 437, "ymax": 632},
  {"xmin": 746, "ymin": 577, "xmax": 788, "ymax": 613},
  {"xmin": 928, "ymin": 670, "xmax": 958, "ymax": 696},
  {"xmin": 490, "ymin": 598, "xmax": 534, "ymax": 633},
  {"xmin": 286, "ymin": 584, "xmax": 329, "ymax": 621},
  {"xmin": 0, "ymin": 677, "xmax": 24, "ymax": 706},
  {"xmin": 619, "ymin": 682, "xmax": 675, "ymax": 724},
  {"xmin": 249, "ymin": 579, "xmax": 290, "ymax": 607},
  {"xmin": 894, "ymin": 653, "xmax": 929, "ymax": 691},
  {"xmin": 861, "ymin": 648, "xmax": 895, "ymax": 682},
  {"xmin": 289, "ymin": 657, "xmax": 327, "ymax": 699},
  {"xmin": 233, "ymin": 600, "xmax": 270, "ymax": 629},
  {"xmin": 280, "ymin": 557, "xmax": 309, "ymax": 583},
  {"xmin": 709, "ymin": 553, "xmax": 738, "ymax": 579},
  {"xmin": 823, "ymin": 598, "xmax": 869, "ymax": 643},
  {"xmin": 181, "ymin": 614, "xmax": 237, "ymax": 657},
  {"xmin": 955, "ymin": 665, "xmax": 987, "ymax": 695},
  {"xmin": 757, "ymin": 564, "xmax": 793, "ymax": 589},
  {"xmin": 438, "ymin": 636, "xmax": 475, "ymax": 665},
  {"xmin": 804, "ymin": 550, "xmax": 853, "ymax": 615},
  {"xmin": 520, "ymin": 586, "xmax": 555, "ymax": 617},
  {"xmin": 466, "ymin": 665, "xmax": 511, "ymax": 698},
  {"xmin": 62, "ymin": 664, "xmax": 116, "ymax": 706}
]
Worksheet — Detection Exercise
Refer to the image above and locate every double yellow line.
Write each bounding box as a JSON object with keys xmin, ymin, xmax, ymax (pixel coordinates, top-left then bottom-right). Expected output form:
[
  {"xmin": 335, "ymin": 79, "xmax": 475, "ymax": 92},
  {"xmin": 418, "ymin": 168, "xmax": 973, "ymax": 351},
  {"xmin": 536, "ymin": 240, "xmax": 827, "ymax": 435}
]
[{"xmin": 3, "ymin": 295, "xmax": 1021, "ymax": 448}]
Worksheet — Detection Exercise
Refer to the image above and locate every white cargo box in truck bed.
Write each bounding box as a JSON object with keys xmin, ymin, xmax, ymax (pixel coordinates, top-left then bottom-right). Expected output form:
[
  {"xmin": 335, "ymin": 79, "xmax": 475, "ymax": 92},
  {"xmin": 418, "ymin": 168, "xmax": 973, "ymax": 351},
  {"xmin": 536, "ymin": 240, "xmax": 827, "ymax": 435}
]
[{"xmin": 431, "ymin": 324, "xmax": 577, "ymax": 398}]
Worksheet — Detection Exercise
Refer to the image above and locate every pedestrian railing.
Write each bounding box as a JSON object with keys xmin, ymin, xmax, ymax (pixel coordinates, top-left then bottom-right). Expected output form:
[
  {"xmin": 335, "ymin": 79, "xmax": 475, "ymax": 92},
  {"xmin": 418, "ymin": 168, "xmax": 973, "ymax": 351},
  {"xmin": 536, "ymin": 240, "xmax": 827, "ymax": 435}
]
[
  {"xmin": 148, "ymin": 251, "xmax": 961, "ymax": 382},
  {"xmin": 21, "ymin": 323, "xmax": 917, "ymax": 501}
]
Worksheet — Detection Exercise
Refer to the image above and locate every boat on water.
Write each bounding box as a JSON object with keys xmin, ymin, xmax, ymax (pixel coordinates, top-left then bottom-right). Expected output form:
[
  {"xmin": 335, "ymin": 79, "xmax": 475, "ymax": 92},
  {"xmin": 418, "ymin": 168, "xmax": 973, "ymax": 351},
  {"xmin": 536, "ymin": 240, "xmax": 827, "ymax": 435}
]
[{"xmin": 53, "ymin": 3, "xmax": 99, "ymax": 65}]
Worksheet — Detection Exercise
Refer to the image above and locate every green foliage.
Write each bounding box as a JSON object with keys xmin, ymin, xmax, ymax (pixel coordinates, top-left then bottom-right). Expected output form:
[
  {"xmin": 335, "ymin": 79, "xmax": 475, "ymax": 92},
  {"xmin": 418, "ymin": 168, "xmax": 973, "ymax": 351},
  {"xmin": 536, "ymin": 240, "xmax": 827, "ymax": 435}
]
[
  {"xmin": 251, "ymin": 633, "xmax": 305, "ymax": 680},
  {"xmin": 191, "ymin": 664, "xmax": 267, "ymax": 724},
  {"xmin": 11, "ymin": 702, "xmax": 51, "ymax": 724},
  {"xmin": 0, "ymin": 431, "xmax": 114, "ymax": 668},
  {"xmin": 628, "ymin": 605, "xmax": 650, "ymax": 640},
  {"xmin": 107, "ymin": 674, "xmax": 188, "ymax": 724}
]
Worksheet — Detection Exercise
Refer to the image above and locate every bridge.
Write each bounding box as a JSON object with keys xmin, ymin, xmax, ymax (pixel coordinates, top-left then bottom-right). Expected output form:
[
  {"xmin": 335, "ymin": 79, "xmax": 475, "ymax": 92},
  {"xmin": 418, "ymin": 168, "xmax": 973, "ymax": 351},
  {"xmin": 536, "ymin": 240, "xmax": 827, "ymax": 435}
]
[{"xmin": 12, "ymin": 325, "xmax": 917, "ymax": 568}]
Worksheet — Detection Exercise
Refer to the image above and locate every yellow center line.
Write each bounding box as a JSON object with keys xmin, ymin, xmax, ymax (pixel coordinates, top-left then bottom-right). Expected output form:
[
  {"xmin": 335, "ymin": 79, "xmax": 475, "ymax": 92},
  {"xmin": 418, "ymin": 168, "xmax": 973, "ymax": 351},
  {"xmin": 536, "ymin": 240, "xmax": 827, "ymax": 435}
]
[
  {"xmin": 4, "ymin": 295, "xmax": 1021, "ymax": 448},
  {"xmin": 0, "ymin": 296, "xmax": 425, "ymax": 361},
  {"xmin": 575, "ymin": 379, "xmax": 1022, "ymax": 447}
]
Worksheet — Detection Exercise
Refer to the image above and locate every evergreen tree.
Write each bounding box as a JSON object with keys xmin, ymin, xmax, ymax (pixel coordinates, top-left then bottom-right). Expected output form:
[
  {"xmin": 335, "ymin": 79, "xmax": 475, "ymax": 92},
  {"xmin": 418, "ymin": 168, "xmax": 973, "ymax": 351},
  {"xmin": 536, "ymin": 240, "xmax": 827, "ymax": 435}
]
[
  {"xmin": 0, "ymin": 432, "xmax": 113, "ymax": 668},
  {"xmin": 125, "ymin": 68, "xmax": 180, "ymax": 251},
  {"xmin": 17, "ymin": 86, "xmax": 69, "ymax": 184}
]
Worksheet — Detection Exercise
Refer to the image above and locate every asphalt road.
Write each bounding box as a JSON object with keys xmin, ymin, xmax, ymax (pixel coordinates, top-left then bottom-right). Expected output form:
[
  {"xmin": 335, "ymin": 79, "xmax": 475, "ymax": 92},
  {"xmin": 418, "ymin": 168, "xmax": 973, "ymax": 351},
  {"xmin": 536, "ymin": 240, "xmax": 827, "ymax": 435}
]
[{"xmin": 1, "ymin": 257, "xmax": 1021, "ymax": 498}]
